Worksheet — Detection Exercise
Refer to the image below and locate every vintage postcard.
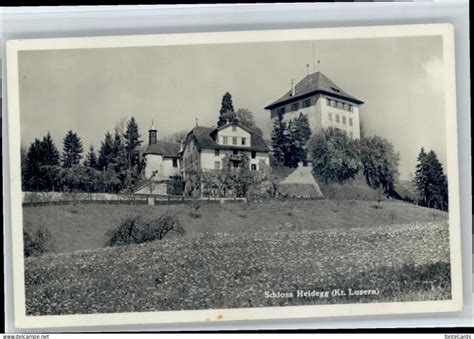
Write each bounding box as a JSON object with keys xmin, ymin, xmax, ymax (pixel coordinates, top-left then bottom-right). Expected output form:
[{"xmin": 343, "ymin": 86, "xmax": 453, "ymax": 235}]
[{"xmin": 6, "ymin": 24, "xmax": 462, "ymax": 329}]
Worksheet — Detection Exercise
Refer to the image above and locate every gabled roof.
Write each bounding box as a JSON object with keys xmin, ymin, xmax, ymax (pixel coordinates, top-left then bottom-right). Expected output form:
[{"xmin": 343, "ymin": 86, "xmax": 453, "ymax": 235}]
[
  {"xmin": 143, "ymin": 141, "xmax": 180, "ymax": 158},
  {"xmin": 264, "ymin": 71, "xmax": 363, "ymax": 110},
  {"xmin": 185, "ymin": 124, "xmax": 270, "ymax": 153}
]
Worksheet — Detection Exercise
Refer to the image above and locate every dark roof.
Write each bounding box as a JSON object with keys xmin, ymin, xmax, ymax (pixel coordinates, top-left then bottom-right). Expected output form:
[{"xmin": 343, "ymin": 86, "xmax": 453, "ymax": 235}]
[
  {"xmin": 264, "ymin": 71, "xmax": 363, "ymax": 110},
  {"xmin": 186, "ymin": 124, "xmax": 270, "ymax": 153},
  {"xmin": 143, "ymin": 141, "xmax": 180, "ymax": 157}
]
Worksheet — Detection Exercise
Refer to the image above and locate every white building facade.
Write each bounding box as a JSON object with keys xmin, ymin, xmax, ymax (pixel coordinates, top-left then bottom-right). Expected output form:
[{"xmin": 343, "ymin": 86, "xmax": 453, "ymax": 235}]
[{"xmin": 181, "ymin": 121, "xmax": 270, "ymax": 181}]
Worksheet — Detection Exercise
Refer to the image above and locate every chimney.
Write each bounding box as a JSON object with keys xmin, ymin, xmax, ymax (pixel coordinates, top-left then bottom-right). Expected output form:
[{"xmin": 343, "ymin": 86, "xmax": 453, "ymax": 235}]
[{"xmin": 291, "ymin": 79, "xmax": 296, "ymax": 96}]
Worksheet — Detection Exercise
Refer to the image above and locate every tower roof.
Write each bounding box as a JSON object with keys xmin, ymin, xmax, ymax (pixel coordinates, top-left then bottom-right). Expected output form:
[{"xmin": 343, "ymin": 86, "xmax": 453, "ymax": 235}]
[{"xmin": 264, "ymin": 71, "xmax": 363, "ymax": 110}]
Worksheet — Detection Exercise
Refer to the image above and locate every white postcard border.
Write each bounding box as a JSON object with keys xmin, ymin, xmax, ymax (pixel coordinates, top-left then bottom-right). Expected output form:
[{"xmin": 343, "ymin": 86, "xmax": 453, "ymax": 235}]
[{"xmin": 6, "ymin": 23, "xmax": 462, "ymax": 329}]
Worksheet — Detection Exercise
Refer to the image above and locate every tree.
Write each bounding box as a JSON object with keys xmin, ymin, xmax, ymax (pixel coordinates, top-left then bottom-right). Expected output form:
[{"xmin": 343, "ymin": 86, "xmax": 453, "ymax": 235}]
[
  {"xmin": 62, "ymin": 130, "xmax": 83, "ymax": 168},
  {"xmin": 294, "ymin": 112, "xmax": 312, "ymax": 148},
  {"xmin": 24, "ymin": 133, "xmax": 61, "ymax": 191},
  {"xmin": 162, "ymin": 130, "xmax": 189, "ymax": 143},
  {"xmin": 413, "ymin": 148, "xmax": 448, "ymax": 211},
  {"xmin": 124, "ymin": 117, "xmax": 143, "ymax": 189},
  {"xmin": 308, "ymin": 127, "xmax": 360, "ymax": 184},
  {"xmin": 219, "ymin": 92, "xmax": 234, "ymax": 114},
  {"xmin": 84, "ymin": 145, "xmax": 99, "ymax": 169},
  {"xmin": 287, "ymin": 113, "xmax": 312, "ymax": 167},
  {"xmin": 235, "ymin": 108, "xmax": 263, "ymax": 136},
  {"xmin": 61, "ymin": 164, "xmax": 90, "ymax": 192},
  {"xmin": 124, "ymin": 117, "xmax": 142, "ymax": 168},
  {"xmin": 270, "ymin": 111, "xmax": 290, "ymax": 166},
  {"xmin": 98, "ymin": 132, "xmax": 114, "ymax": 171},
  {"xmin": 110, "ymin": 129, "xmax": 128, "ymax": 189},
  {"xmin": 359, "ymin": 136, "xmax": 400, "ymax": 194}
]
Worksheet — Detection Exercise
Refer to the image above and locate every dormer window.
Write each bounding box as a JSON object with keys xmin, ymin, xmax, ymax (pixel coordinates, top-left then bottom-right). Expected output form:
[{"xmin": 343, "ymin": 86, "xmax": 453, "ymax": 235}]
[
  {"xmin": 331, "ymin": 87, "xmax": 340, "ymax": 93},
  {"xmin": 303, "ymin": 99, "xmax": 311, "ymax": 108},
  {"xmin": 291, "ymin": 102, "xmax": 299, "ymax": 111}
]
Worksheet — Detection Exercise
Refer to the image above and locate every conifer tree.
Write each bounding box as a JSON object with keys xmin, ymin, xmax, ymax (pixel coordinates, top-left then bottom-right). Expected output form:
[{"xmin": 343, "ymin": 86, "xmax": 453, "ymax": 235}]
[
  {"xmin": 124, "ymin": 117, "xmax": 142, "ymax": 169},
  {"xmin": 24, "ymin": 132, "xmax": 61, "ymax": 191},
  {"xmin": 111, "ymin": 129, "xmax": 128, "ymax": 188},
  {"xmin": 270, "ymin": 111, "xmax": 290, "ymax": 165},
  {"xmin": 61, "ymin": 130, "xmax": 83, "ymax": 168},
  {"xmin": 98, "ymin": 132, "xmax": 114, "ymax": 171},
  {"xmin": 414, "ymin": 148, "xmax": 448, "ymax": 210},
  {"xmin": 84, "ymin": 145, "xmax": 99, "ymax": 169},
  {"xmin": 219, "ymin": 92, "xmax": 234, "ymax": 114},
  {"xmin": 287, "ymin": 113, "xmax": 312, "ymax": 167}
]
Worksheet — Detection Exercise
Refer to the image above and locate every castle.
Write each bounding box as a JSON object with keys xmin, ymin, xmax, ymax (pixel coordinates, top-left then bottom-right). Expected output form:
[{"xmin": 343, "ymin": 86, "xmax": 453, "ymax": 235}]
[
  {"xmin": 264, "ymin": 71, "xmax": 363, "ymax": 139},
  {"xmin": 137, "ymin": 70, "xmax": 362, "ymax": 195}
]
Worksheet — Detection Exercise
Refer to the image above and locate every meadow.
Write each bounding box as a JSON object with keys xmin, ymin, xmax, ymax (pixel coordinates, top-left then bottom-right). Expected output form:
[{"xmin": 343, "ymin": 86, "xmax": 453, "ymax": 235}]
[{"xmin": 23, "ymin": 199, "xmax": 451, "ymax": 315}]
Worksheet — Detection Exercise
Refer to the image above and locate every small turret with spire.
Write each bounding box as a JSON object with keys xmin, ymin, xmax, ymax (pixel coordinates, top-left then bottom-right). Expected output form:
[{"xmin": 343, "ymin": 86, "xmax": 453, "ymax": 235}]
[{"xmin": 149, "ymin": 117, "xmax": 157, "ymax": 145}]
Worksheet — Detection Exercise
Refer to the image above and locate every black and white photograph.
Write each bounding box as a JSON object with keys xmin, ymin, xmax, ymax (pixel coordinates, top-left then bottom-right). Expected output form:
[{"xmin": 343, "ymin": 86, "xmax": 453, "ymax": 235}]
[{"xmin": 6, "ymin": 24, "xmax": 462, "ymax": 328}]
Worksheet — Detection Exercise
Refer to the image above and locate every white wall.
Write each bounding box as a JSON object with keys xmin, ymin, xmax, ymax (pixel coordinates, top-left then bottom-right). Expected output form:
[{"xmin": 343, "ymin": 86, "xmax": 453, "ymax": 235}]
[
  {"xmin": 217, "ymin": 125, "xmax": 251, "ymax": 147},
  {"xmin": 200, "ymin": 148, "xmax": 269, "ymax": 171},
  {"xmin": 320, "ymin": 96, "xmax": 361, "ymax": 139},
  {"xmin": 145, "ymin": 154, "xmax": 180, "ymax": 180}
]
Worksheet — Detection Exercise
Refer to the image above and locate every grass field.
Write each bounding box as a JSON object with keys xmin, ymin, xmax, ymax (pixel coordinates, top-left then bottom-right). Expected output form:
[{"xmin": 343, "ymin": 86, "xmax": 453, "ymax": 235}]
[
  {"xmin": 23, "ymin": 199, "xmax": 447, "ymax": 254},
  {"xmin": 23, "ymin": 199, "xmax": 451, "ymax": 315}
]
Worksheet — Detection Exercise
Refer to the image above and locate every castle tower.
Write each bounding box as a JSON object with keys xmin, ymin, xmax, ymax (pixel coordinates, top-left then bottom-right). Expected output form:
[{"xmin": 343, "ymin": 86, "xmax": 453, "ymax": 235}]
[{"xmin": 264, "ymin": 71, "xmax": 364, "ymax": 139}]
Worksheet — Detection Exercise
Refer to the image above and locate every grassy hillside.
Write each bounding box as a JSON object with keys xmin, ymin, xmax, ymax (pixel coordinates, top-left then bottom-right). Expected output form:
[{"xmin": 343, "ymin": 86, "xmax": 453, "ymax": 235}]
[
  {"xmin": 25, "ymin": 221, "xmax": 451, "ymax": 315},
  {"xmin": 23, "ymin": 199, "xmax": 447, "ymax": 254}
]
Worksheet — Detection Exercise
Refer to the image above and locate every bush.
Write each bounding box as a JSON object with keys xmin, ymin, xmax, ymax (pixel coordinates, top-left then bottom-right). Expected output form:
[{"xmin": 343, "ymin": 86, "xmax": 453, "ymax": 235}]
[
  {"xmin": 106, "ymin": 213, "xmax": 183, "ymax": 247},
  {"xmin": 24, "ymin": 227, "xmax": 51, "ymax": 257}
]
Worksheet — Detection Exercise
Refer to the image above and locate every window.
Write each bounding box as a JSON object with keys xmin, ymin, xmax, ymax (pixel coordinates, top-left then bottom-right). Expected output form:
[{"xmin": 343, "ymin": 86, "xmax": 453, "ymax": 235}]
[
  {"xmin": 331, "ymin": 100, "xmax": 337, "ymax": 108},
  {"xmin": 328, "ymin": 112, "xmax": 333, "ymax": 121},
  {"xmin": 215, "ymin": 161, "xmax": 220, "ymax": 169},
  {"xmin": 233, "ymin": 149, "xmax": 239, "ymax": 155},
  {"xmin": 291, "ymin": 102, "xmax": 299, "ymax": 111},
  {"xmin": 342, "ymin": 116, "xmax": 346, "ymax": 125},
  {"xmin": 337, "ymin": 101, "xmax": 343, "ymax": 109},
  {"xmin": 349, "ymin": 118, "xmax": 353, "ymax": 126},
  {"xmin": 172, "ymin": 159, "xmax": 178, "ymax": 168},
  {"xmin": 277, "ymin": 107, "xmax": 285, "ymax": 115},
  {"xmin": 232, "ymin": 137, "xmax": 237, "ymax": 145},
  {"xmin": 232, "ymin": 125, "xmax": 237, "ymax": 132},
  {"xmin": 251, "ymin": 151, "xmax": 256, "ymax": 159},
  {"xmin": 303, "ymin": 99, "xmax": 311, "ymax": 108},
  {"xmin": 348, "ymin": 105, "xmax": 353, "ymax": 112},
  {"xmin": 241, "ymin": 138, "xmax": 246, "ymax": 146},
  {"xmin": 215, "ymin": 149, "xmax": 220, "ymax": 156},
  {"xmin": 223, "ymin": 136, "xmax": 228, "ymax": 144},
  {"xmin": 335, "ymin": 114, "xmax": 340, "ymax": 123},
  {"xmin": 251, "ymin": 164, "xmax": 257, "ymax": 171},
  {"xmin": 326, "ymin": 98, "xmax": 331, "ymax": 106}
]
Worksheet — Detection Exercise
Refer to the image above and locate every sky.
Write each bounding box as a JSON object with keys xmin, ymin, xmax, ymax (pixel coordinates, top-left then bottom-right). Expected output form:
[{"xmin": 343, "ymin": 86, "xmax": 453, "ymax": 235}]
[{"xmin": 18, "ymin": 35, "xmax": 447, "ymax": 180}]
